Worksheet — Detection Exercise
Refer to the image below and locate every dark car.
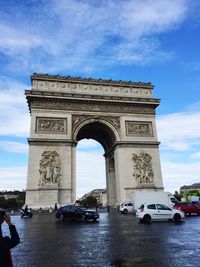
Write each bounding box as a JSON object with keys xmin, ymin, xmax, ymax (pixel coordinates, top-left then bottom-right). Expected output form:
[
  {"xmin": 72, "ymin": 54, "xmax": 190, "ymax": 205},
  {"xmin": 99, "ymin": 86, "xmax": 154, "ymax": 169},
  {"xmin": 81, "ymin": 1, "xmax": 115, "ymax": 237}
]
[
  {"xmin": 174, "ymin": 202, "xmax": 200, "ymax": 215},
  {"xmin": 55, "ymin": 205, "xmax": 99, "ymax": 222}
]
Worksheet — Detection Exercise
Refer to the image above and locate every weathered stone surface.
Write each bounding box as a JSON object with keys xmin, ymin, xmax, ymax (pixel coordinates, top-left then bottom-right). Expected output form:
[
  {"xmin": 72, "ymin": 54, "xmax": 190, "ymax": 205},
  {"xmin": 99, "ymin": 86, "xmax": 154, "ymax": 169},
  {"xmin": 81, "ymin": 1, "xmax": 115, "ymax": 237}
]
[{"xmin": 25, "ymin": 74, "xmax": 163, "ymax": 209}]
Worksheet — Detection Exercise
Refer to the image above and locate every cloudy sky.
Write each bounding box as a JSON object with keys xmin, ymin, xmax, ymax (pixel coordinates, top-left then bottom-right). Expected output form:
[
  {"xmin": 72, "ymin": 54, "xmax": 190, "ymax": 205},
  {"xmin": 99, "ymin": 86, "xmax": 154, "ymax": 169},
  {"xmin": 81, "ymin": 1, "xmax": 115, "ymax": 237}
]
[{"xmin": 0, "ymin": 0, "xmax": 200, "ymax": 197}]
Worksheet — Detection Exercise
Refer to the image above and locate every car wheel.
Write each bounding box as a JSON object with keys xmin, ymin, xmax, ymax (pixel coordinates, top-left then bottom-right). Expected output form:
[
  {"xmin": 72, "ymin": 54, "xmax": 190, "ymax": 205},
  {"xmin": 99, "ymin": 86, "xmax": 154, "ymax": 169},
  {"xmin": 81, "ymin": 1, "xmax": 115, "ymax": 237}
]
[
  {"xmin": 143, "ymin": 214, "xmax": 151, "ymax": 223},
  {"xmin": 123, "ymin": 209, "xmax": 128, "ymax": 214},
  {"xmin": 174, "ymin": 213, "xmax": 181, "ymax": 222},
  {"xmin": 80, "ymin": 215, "xmax": 86, "ymax": 222}
]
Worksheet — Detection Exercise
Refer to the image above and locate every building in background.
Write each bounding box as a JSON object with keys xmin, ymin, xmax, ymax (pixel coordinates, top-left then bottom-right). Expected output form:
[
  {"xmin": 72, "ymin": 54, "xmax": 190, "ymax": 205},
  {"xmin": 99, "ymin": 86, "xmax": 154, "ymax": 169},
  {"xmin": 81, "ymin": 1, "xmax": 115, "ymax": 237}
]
[
  {"xmin": 0, "ymin": 190, "xmax": 25, "ymax": 200},
  {"xmin": 180, "ymin": 183, "xmax": 200, "ymax": 195},
  {"xmin": 79, "ymin": 189, "xmax": 107, "ymax": 207}
]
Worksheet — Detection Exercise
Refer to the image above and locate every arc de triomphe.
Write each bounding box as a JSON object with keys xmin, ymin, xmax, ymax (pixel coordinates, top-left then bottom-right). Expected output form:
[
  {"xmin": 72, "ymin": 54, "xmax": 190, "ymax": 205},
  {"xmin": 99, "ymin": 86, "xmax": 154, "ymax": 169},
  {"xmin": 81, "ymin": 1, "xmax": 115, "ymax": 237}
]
[{"xmin": 25, "ymin": 74, "xmax": 163, "ymax": 209}]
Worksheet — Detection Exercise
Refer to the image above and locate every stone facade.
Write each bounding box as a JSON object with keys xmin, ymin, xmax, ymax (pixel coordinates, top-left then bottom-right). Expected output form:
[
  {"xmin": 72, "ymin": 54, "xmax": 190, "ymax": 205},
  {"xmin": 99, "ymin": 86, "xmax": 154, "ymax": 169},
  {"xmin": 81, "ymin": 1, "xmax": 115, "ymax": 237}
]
[{"xmin": 25, "ymin": 74, "xmax": 163, "ymax": 209}]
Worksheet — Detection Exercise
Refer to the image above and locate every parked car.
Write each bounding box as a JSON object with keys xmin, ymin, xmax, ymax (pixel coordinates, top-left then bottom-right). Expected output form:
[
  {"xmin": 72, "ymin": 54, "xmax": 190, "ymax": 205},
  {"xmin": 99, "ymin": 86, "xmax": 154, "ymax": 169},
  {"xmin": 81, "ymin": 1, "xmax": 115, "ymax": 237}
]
[
  {"xmin": 174, "ymin": 202, "xmax": 200, "ymax": 216},
  {"xmin": 136, "ymin": 203, "xmax": 185, "ymax": 223},
  {"xmin": 119, "ymin": 202, "xmax": 134, "ymax": 214},
  {"xmin": 55, "ymin": 205, "xmax": 99, "ymax": 222}
]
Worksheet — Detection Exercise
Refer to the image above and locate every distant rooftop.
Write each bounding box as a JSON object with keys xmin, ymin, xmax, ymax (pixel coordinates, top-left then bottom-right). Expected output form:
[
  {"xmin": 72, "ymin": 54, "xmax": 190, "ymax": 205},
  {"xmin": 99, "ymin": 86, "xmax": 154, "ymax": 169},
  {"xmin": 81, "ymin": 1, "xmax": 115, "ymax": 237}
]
[
  {"xmin": 180, "ymin": 183, "xmax": 200, "ymax": 189},
  {"xmin": 31, "ymin": 73, "xmax": 153, "ymax": 88}
]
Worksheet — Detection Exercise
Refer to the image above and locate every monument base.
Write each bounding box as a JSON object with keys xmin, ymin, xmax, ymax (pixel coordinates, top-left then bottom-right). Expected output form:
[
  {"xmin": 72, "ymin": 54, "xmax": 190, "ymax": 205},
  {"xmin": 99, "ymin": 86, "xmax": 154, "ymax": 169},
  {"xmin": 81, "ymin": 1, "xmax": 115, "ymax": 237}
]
[{"xmin": 26, "ymin": 185, "xmax": 59, "ymax": 210}]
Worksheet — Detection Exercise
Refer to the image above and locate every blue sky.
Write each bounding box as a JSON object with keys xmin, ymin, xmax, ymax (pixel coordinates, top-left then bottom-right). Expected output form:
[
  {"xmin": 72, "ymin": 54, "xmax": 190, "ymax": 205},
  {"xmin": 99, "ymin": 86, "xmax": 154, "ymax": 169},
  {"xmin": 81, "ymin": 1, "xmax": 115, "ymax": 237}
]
[{"xmin": 0, "ymin": 0, "xmax": 200, "ymax": 197}]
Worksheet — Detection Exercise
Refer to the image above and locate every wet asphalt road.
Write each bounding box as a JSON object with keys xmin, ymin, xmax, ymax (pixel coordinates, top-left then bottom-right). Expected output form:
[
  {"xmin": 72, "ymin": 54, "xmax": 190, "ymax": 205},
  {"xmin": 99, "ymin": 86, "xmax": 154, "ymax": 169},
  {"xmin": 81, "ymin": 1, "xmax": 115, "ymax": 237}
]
[{"xmin": 2, "ymin": 211, "xmax": 200, "ymax": 267}]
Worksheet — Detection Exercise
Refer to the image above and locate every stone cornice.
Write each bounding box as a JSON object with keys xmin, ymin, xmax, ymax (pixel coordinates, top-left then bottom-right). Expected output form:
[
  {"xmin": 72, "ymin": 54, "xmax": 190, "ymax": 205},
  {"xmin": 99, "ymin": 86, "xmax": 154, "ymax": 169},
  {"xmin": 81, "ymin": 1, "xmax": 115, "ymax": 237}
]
[
  {"xmin": 104, "ymin": 141, "xmax": 161, "ymax": 157},
  {"xmin": 25, "ymin": 91, "xmax": 160, "ymax": 115},
  {"xmin": 31, "ymin": 73, "xmax": 153, "ymax": 89},
  {"xmin": 28, "ymin": 138, "xmax": 77, "ymax": 146},
  {"xmin": 27, "ymin": 97, "xmax": 157, "ymax": 115},
  {"xmin": 25, "ymin": 89, "xmax": 160, "ymax": 103}
]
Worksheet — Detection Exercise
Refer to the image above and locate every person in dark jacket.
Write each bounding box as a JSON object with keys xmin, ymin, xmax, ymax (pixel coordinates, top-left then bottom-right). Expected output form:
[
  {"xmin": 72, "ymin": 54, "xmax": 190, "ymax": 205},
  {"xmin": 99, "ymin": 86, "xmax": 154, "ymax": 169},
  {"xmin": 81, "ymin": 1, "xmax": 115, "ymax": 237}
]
[{"xmin": 0, "ymin": 210, "xmax": 20, "ymax": 267}]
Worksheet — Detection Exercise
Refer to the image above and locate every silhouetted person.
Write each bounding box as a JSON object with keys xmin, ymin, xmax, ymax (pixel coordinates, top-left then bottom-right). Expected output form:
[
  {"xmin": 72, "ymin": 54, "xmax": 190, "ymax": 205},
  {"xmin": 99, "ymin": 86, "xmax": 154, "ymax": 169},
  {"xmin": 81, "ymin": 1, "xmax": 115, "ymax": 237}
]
[
  {"xmin": 54, "ymin": 203, "xmax": 57, "ymax": 211},
  {"xmin": 24, "ymin": 205, "xmax": 28, "ymax": 213},
  {"xmin": 0, "ymin": 210, "xmax": 20, "ymax": 267}
]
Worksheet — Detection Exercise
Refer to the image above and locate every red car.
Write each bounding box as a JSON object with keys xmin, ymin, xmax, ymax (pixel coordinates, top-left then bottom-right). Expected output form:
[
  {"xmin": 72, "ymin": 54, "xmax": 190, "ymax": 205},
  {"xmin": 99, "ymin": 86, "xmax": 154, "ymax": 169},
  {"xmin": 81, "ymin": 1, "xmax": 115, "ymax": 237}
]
[{"xmin": 174, "ymin": 202, "xmax": 200, "ymax": 216}]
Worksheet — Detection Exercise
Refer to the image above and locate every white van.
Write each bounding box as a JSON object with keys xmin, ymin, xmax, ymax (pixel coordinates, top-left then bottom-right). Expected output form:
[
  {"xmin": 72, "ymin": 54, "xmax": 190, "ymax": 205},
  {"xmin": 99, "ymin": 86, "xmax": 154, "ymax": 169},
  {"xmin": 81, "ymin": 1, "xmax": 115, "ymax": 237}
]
[{"xmin": 132, "ymin": 191, "xmax": 178, "ymax": 211}]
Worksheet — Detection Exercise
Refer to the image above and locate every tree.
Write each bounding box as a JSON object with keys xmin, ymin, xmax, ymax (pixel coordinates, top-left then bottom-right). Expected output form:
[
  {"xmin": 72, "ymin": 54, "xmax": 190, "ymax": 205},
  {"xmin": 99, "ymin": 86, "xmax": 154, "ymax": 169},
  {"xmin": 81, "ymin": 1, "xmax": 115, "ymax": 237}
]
[
  {"xmin": 79, "ymin": 196, "xmax": 97, "ymax": 208},
  {"xmin": 0, "ymin": 192, "xmax": 25, "ymax": 210}
]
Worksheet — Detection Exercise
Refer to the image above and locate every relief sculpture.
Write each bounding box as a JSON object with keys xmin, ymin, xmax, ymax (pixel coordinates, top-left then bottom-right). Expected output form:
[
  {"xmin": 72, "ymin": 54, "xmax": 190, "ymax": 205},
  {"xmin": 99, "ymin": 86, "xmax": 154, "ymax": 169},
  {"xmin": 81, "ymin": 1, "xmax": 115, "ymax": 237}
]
[
  {"xmin": 36, "ymin": 117, "xmax": 66, "ymax": 133},
  {"xmin": 39, "ymin": 151, "xmax": 62, "ymax": 186},
  {"xmin": 126, "ymin": 121, "xmax": 153, "ymax": 137},
  {"xmin": 132, "ymin": 152, "xmax": 153, "ymax": 184}
]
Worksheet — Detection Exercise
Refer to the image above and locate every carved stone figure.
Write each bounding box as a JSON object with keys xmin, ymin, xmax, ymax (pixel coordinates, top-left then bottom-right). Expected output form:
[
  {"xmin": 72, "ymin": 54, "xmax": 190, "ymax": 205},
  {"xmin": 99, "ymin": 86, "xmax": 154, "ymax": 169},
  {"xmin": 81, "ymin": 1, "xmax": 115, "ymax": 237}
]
[
  {"xmin": 132, "ymin": 152, "xmax": 154, "ymax": 184},
  {"xmin": 126, "ymin": 121, "xmax": 153, "ymax": 137},
  {"xmin": 36, "ymin": 118, "xmax": 66, "ymax": 133},
  {"xmin": 39, "ymin": 151, "xmax": 62, "ymax": 186}
]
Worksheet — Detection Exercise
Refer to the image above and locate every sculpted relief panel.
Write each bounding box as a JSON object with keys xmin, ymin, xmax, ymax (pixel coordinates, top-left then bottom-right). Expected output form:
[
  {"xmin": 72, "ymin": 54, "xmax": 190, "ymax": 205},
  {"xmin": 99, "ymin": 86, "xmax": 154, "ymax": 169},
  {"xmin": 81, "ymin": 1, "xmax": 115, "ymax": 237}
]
[
  {"xmin": 32, "ymin": 79, "xmax": 153, "ymax": 98},
  {"xmin": 36, "ymin": 117, "xmax": 67, "ymax": 134},
  {"xmin": 126, "ymin": 121, "xmax": 153, "ymax": 137},
  {"xmin": 132, "ymin": 152, "xmax": 154, "ymax": 184},
  {"xmin": 39, "ymin": 151, "xmax": 62, "ymax": 186}
]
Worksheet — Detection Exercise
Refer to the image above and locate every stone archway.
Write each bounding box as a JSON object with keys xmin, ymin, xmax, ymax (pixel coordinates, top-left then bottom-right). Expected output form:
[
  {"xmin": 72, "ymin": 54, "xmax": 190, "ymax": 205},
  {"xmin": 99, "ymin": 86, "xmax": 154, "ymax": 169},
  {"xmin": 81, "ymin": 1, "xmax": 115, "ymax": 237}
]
[
  {"xmin": 73, "ymin": 118, "xmax": 120, "ymax": 207},
  {"xmin": 25, "ymin": 74, "xmax": 164, "ymax": 209}
]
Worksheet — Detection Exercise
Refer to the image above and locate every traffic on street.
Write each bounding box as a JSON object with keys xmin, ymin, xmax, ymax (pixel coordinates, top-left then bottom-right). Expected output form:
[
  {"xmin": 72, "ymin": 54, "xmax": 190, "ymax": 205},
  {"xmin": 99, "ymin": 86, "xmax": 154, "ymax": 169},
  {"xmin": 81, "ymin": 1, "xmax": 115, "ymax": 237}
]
[{"xmin": 3, "ymin": 211, "xmax": 200, "ymax": 267}]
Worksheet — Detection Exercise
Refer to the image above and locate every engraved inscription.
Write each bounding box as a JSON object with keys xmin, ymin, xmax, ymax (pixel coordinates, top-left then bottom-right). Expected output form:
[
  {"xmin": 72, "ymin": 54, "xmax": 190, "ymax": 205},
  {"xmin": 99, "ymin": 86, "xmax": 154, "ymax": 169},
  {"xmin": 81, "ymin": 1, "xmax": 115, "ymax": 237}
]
[
  {"xmin": 132, "ymin": 152, "xmax": 154, "ymax": 184},
  {"xmin": 39, "ymin": 151, "xmax": 62, "ymax": 186},
  {"xmin": 126, "ymin": 121, "xmax": 153, "ymax": 137},
  {"xmin": 31, "ymin": 100, "xmax": 155, "ymax": 115},
  {"xmin": 36, "ymin": 117, "xmax": 67, "ymax": 134}
]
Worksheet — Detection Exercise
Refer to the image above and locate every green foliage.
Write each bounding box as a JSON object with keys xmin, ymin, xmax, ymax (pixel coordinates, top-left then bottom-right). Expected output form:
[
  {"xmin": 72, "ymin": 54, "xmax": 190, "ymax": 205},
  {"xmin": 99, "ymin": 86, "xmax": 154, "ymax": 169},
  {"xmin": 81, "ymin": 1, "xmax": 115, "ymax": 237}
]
[
  {"xmin": 0, "ymin": 193, "xmax": 25, "ymax": 210},
  {"xmin": 184, "ymin": 190, "xmax": 199, "ymax": 198},
  {"xmin": 79, "ymin": 196, "xmax": 97, "ymax": 208}
]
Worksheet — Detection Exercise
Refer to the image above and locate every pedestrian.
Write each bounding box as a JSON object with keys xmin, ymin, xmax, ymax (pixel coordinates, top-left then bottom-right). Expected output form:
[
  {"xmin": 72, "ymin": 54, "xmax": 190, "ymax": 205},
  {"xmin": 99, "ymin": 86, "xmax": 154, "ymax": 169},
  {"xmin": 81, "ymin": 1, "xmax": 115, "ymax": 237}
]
[
  {"xmin": 0, "ymin": 209, "xmax": 20, "ymax": 267},
  {"xmin": 54, "ymin": 203, "xmax": 57, "ymax": 211}
]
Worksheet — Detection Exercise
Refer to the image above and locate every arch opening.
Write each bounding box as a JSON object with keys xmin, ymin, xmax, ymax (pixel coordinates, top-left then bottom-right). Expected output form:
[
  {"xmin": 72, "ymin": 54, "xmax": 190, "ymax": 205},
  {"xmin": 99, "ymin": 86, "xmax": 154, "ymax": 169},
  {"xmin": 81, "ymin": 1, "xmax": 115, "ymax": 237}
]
[
  {"xmin": 76, "ymin": 139, "xmax": 106, "ymax": 200},
  {"xmin": 75, "ymin": 121, "xmax": 117, "ymax": 206},
  {"xmin": 76, "ymin": 121, "xmax": 116, "ymax": 153}
]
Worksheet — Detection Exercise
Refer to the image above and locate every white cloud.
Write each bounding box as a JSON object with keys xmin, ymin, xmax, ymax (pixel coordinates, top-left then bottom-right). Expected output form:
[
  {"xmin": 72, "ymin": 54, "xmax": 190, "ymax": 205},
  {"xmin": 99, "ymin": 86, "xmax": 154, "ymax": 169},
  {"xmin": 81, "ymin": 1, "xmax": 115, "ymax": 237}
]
[
  {"xmin": 0, "ymin": 166, "xmax": 27, "ymax": 191},
  {"xmin": 0, "ymin": 141, "xmax": 28, "ymax": 154},
  {"xmin": 0, "ymin": 76, "xmax": 30, "ymax": 137},
  {"xmin": 161, "ymin": 160, "xmax": 200, "ymax": 193},
  {"xmin": 77, "ymin": 139, "xmax": 103, "ymax": 150},
  {"xmin": 0, "ymin": 23, "xmax": 44, "ymax": 54},
  {"xmin": 157, "ymin": 110, "xmax": 200, "ymax": 151},
  {"xmin": 190, "ymin": 152, "xmax": 200, "ymax": 159},
  {"xmin": 157, "ymin": 105, "xmax": 200, "ymax": 192},
  {"xmin": 0, "ymin": 0, "xmax": 190, "ymax": 73},
  {"xmin": 76, "ymin": 150, "xmax": 106, "ymax": 198}
]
